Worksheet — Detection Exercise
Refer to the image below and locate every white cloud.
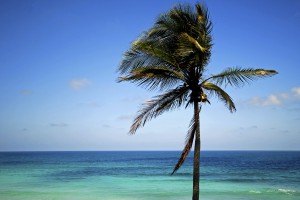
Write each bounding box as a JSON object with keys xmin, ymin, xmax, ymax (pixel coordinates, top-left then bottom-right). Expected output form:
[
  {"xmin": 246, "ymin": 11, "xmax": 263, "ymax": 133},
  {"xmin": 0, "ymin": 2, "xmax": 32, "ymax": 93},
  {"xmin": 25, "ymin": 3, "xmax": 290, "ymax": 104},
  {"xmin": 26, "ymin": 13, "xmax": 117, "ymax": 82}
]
[
  {"xmin": 249, "ymin": 86, "xmax": 300, "ymax": 107},
  {"xmin": 267, "ymin": 94, "xmax": 282, "ymax": 105},
  {"xmin": 292, "ymin": 87, "xmax": 300, "ymax": 98},
  {"xmin": 69, "ymin": 79, "xmax": 90, "ymax": 90},
  {"xmin": 250, "ymin": 94, "xmax": 282, "ymax": 106}
]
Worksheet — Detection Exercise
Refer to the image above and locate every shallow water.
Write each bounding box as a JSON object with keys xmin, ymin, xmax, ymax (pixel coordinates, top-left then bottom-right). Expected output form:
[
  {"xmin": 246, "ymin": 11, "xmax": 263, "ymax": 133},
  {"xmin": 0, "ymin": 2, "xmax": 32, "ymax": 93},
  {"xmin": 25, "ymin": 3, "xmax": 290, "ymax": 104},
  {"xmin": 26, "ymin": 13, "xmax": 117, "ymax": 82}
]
[{"xmin": 0, "ymin": 151, "xmax": 299, "ymax": 199}]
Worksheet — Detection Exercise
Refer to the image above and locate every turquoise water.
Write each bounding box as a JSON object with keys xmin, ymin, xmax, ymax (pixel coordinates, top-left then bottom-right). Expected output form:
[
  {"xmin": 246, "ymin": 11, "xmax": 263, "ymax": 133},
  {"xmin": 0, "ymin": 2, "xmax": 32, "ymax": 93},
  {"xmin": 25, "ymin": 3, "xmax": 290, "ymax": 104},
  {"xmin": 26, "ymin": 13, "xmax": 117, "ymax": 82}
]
[{"xmin": 0, "ymin": 151, "xmax": 299, "ymax": 199}]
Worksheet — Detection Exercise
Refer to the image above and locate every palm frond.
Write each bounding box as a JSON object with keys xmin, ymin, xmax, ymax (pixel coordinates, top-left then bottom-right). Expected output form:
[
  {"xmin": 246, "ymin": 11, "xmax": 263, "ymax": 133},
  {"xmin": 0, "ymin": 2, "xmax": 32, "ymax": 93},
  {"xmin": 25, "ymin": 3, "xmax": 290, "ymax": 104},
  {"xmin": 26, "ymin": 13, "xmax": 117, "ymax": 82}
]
[
  {"xmin": 129, "ymin": 86, "xmax": 189, "ymax": 134},
  {"xmin": 208, "ymin": 67, "xmax": 278, "ymax": 87},
  {"xmin": 118, "ymin": 66, "xmax": 185, "ymax": 91},
  {"xmin": 118, "ymin": 50, "xmax": 158, "ymax": 74},
  {"xmin": 118, "ymin": 32, "xmax": 180, "ymax": 76},
  {"xmin": 202, "ymin": 81, "xmax": 236, "ymax": 112},
  {"xmin": 195, "ymin": 3, "xmax": 213, "ymax": 35},
  {"xmin": 132, "ymin": 38, "xmax": 180, "ymax": 70},
  {"xmin": 150, "ymin": 3, "xmax": 213, "ymax": 67},
  {"xmin": 176, "ymin": 32, "xmax": 207, "ymax": 58},
  {"xmin": 171, "ymin": 115, "xmax": 197, "ymax": 174},
  {"xmin": 169, "ymin": 4, "xmax": 198, "ymax": 35}
]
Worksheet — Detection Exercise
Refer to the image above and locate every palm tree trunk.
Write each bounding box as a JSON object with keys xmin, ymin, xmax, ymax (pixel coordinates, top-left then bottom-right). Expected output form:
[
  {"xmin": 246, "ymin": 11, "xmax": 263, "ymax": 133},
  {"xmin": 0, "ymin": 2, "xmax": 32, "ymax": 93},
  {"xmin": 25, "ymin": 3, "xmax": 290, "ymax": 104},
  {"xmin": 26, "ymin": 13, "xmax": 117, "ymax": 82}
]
[{"xmin": 192, "ymin": 101, "xmax": 201, "ymax": 200}]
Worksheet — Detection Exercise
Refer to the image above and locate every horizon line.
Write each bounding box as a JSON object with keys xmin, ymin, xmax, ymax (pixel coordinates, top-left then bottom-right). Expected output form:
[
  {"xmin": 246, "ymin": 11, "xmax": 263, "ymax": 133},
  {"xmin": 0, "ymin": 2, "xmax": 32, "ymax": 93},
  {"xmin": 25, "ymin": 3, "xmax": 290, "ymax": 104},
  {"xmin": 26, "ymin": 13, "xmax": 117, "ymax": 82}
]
[{"xmin": 1, "ymin": 149, "xmax": 299, "ymax": 152}]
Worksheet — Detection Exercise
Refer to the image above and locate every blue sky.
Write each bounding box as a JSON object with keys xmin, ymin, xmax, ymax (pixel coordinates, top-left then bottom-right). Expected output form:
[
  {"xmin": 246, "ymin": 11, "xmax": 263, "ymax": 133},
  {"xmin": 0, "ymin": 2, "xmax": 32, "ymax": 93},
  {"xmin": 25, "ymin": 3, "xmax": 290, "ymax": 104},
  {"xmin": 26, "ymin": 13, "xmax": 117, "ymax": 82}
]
[{"xmin": 0, "ymin": 0, "xmax": 299, "ymax": 151}]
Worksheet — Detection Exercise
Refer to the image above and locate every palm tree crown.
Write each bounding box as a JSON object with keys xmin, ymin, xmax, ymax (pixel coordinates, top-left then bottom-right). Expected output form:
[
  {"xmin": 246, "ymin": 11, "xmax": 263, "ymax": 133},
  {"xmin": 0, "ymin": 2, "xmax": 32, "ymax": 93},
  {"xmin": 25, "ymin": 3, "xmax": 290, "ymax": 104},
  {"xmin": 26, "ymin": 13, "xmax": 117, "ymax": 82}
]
[{"xmin": 117, "ymin": 2, "xmax": 277, "ymax": 199}]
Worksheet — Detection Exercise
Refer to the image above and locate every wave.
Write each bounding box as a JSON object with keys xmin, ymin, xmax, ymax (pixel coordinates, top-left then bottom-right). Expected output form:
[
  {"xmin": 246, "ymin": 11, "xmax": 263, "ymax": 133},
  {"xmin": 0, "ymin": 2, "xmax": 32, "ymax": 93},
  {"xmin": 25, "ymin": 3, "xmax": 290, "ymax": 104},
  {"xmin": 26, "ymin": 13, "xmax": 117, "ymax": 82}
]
[
  {"xmin": 278, "ymin": 188, "xmax": 296, "ymax": 194},
  {"xmin": 248, "ymin": 188, "xmax": 298, "ymax": 196},
  {"xmin": 249, "ymin": 190, "xmax": 262, "ymax": 194}
]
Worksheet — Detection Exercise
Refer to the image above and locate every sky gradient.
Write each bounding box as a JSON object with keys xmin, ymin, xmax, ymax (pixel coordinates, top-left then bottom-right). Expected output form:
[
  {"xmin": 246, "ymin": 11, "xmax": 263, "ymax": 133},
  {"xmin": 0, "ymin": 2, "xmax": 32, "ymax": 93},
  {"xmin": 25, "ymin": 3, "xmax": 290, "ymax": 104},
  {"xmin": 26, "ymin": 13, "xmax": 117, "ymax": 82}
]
[{"xmin": 0, "ymin": 0, "xmax": 300, "ymax": 151}]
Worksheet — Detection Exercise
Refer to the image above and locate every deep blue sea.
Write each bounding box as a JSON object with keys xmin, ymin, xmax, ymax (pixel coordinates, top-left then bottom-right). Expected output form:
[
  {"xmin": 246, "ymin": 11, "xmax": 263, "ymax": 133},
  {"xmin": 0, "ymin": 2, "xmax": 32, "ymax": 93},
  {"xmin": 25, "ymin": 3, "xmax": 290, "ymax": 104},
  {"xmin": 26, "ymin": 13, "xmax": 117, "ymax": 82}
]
[{"xmin": 0, "ymin": 151, "xmax": 299, "ymax": 200}]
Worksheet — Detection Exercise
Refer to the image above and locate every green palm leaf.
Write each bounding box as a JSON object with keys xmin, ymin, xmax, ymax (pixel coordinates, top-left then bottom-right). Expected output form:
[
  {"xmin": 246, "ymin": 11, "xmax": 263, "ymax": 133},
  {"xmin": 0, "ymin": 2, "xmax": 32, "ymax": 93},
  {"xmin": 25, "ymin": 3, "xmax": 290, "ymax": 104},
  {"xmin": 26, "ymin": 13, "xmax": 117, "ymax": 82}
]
[
  {"xmin": 208, "ymin": 67, "xmax": 278, "ymax": 87},
  {"xmin": 171, "ymin": 114, "xmax": 198, "ymax": 175},
  {"xmin": 118, "ymin": 66, "xmax": 185, "ymax": 91},
  {"xmin": 129, "ymin": 86, "xmax": 189, "ymax": 134},
  {"xmin": 132, "ymin": 38, "xmax": 180, "ymax": 70},
  {"xmin": 118, "ymin": 50, "xmax": 162, "ymax": 74},
  {"xmin": 201, "ymin": 81, "xmax": 236, "ymax": 112}
]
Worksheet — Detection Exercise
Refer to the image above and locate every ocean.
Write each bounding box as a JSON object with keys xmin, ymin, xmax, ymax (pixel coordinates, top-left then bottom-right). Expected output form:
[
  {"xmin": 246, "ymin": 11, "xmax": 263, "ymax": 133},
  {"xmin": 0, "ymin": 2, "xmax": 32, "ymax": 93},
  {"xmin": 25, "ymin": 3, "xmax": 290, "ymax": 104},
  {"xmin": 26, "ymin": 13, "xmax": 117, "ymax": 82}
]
[{"xmin": 0, "ymin": 151, "xmax": 299, "ymax": 200}]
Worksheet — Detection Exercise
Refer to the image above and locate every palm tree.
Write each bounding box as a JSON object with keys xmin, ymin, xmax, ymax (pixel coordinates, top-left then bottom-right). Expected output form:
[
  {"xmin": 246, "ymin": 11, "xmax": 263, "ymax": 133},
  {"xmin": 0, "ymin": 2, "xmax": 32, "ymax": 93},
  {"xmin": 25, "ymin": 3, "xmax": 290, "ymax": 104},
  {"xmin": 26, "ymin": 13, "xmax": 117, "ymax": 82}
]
[{"xmin": 117, "ymin": 3, "xmax": 277, "ymax": 200}]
